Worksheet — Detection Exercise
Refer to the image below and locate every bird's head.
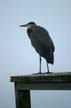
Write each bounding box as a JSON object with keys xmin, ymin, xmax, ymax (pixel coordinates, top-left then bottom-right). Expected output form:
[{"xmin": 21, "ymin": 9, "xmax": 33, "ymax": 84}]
[{"xmin": 19, "ymin": 22, "xmax": 36, "ymax": 29}]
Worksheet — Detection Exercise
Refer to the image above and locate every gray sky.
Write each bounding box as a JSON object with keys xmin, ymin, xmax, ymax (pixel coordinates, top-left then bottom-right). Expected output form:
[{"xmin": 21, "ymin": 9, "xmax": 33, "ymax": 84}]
[{"xmin": 0, "ymin": 0, "xmax": 71, "ymax": 108}]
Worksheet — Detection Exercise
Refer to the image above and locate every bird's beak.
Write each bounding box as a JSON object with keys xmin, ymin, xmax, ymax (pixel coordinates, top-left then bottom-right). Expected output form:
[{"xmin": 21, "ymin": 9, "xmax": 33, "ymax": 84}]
[{"xmin": 19, "ymin": 24, "xmax": 28, "ymax": 27}]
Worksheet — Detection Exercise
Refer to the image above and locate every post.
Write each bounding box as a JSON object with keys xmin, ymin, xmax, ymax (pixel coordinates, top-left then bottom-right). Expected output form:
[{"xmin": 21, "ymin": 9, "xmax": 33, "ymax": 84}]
[{"xmin": 15, "ymin": 87, "xmax": 31, "ymax": 108}]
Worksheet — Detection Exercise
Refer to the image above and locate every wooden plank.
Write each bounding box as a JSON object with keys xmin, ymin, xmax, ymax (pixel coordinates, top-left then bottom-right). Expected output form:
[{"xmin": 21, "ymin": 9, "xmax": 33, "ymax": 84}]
[
  {"xmin": 10, "ymin": 72, "xmax": 71, "ymax": 83},
  {"xmin": 15, "ymin": 82, "xmax": 71, "ymax": 90},
  {"xmin": 10, "ymin": 72, "xmax": 71, "ymax": 90},
  {"xmin": 10, "ymin": 72, "xmax": 71, "ymax": 84}
]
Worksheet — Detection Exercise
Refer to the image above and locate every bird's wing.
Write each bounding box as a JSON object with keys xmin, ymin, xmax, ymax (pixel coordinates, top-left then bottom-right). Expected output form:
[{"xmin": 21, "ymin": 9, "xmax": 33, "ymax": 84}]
[{"xmin": 33, "ymin": 26, "xmax": 55, "ymax": 52}]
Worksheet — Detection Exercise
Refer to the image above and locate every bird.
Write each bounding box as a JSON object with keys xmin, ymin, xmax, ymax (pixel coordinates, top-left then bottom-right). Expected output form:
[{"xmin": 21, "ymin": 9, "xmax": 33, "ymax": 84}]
[{"xmin": 19, "ymin": 22, "xmax": 55, "ymax": 74}]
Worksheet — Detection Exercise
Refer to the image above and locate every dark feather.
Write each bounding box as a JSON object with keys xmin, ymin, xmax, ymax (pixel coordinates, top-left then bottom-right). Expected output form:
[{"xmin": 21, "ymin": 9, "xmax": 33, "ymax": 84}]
[{"xmin": 27, "ymin": 25, "xmax": 55, "ymax": 64}]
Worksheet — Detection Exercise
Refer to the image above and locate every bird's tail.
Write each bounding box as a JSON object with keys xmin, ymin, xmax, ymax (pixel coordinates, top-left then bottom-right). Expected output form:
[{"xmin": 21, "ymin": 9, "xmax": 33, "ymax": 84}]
[
  {"xmin": 46, "ymin": 53, "xmax": 54, "ymax": 64},
  {"xmin": 50, "ymin": 53, "xmax": 54, "ymax": 64}
]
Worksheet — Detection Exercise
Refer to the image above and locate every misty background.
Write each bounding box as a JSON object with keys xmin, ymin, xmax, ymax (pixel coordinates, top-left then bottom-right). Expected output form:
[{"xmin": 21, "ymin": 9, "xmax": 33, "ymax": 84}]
[{"xmin": 0, "ymin": 0, "xmax": 71, "ymax": 108}]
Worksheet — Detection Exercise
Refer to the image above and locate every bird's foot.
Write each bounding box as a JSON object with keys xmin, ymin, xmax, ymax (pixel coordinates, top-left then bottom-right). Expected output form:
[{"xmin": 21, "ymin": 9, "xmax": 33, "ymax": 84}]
[
  {"xmin": 38, "ymin": 72, "xmax": 41, "ymax": 74},
  {"xmin": 46, "ymin": 71, "xmax": 53, "ymax": 74}
]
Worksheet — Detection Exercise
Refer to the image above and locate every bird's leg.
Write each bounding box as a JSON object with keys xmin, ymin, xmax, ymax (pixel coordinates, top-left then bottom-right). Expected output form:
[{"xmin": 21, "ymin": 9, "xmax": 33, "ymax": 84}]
[
  {"xmin": 47, "ymin": 62, "xmax": 49, "ymax": 73},
  {"xmin": 39, "ymin": 56, "xmax": 41, "ymax": 74}
]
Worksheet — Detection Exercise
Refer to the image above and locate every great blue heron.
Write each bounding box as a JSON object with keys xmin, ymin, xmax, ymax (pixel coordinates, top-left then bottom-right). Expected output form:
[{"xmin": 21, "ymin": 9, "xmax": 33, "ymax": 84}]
[{"xmin": 19, "ymin": 22, "xmax": 55, "ymax": 74}]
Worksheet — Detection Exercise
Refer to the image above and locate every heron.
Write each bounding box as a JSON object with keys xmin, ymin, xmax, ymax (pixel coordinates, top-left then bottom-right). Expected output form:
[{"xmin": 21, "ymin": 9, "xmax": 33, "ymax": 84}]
[{"xmin": 19, "ymin": 22, "xmax": 55, "ymax": 74}]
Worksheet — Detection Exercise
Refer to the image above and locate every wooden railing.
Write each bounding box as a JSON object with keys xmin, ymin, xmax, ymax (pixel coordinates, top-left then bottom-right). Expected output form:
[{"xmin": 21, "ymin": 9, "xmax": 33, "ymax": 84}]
[{"xmin": 10, "ymin": 72, "xmax": 71, "ymax": 108}]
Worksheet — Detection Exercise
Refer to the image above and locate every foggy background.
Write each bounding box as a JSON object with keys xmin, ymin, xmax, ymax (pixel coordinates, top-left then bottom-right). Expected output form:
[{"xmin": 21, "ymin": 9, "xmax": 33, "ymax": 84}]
[{"xmin": 0, "ymin": 0, "xmax": 71, "ymax": 108}]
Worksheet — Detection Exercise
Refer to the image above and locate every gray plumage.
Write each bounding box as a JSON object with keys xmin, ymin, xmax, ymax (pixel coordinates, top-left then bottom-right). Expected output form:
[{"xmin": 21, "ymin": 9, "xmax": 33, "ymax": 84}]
[{"xmin": 19, "ymin": 22, "xmax": 55, "ymax": 73}]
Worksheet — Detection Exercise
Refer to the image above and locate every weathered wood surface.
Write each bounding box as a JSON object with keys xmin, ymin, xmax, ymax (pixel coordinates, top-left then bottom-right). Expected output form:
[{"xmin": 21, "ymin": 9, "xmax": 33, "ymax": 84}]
[
  {"xmin": 15, "ymin": 90, "xmax": 31, "ymax": 108},
  {"xmin": 11, "ymin": 72, "xmax": 71, "ymax": 90},
  {"xmin": 10, "ymin": 72, "xmax": 71, "ymax": 108}
]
